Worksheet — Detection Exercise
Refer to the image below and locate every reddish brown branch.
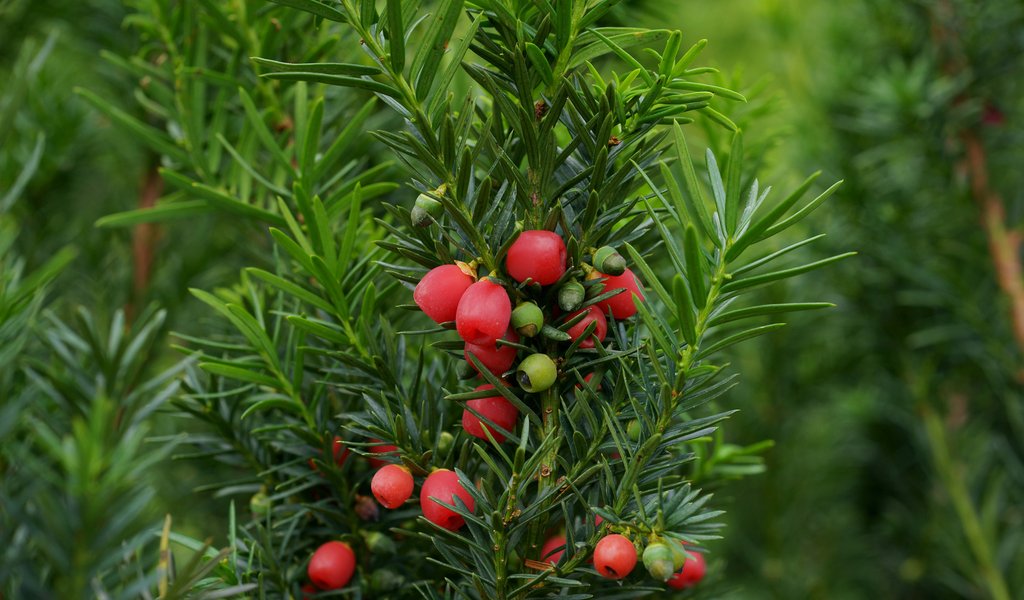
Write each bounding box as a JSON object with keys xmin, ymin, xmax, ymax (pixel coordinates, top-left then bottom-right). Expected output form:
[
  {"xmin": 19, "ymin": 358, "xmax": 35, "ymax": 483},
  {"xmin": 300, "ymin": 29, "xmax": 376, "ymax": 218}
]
[{"xmin": 127, "ymin": 165, "xmax": 163, "ymax": 322}]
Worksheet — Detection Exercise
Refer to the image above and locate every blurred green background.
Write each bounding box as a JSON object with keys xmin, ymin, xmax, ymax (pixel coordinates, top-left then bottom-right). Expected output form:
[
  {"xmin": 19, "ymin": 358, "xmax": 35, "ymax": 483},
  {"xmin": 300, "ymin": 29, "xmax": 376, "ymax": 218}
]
[{"xmin": 3, "ymin": 0, "xmax": 1022, "ymax": 597}]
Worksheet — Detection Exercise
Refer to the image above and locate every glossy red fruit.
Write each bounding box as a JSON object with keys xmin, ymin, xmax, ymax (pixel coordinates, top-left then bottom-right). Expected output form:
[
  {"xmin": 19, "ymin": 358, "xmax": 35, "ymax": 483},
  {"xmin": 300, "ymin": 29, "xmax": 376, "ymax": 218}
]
[
  {"xmin": 456, "ymin": 278, "xmax": 512, "ymax": 344},
  {"xmin": 414, "ymin": 265, "xmax": 475, "ymax": 324},
  {"xmin": 309, "ymin": 436, "xmax": 350, "ymax": 472},
  {"xmin": 367, "ymin": 439, "xmax": 398, "ymax": 469},
  {"xmin": 464, "ymin": 328, "xmax": 519, "ymax": 375},
  {"xmin": 595, "ymin": 268, "xmax": 645, "ymax": 319},
  {"xmin": 308, "ymin": 541, "xmax": 356, "ymax": 590},
  {"xmin": 462, "ymin": 384, "xmax": 519, "ymax": 443},
  {"xmin": 540, "ymin": 534, "xmax": 566, "ymax": 565},
  {"xmin": 420, "ymin": 469, "xmax": 475, "ymax": 530},
  {"xmin": 666, "ymin": 549, "xmax": 706, "ymax": 590},
  {"xmin": 566, "ymin": 305, "xmax": 607, "ymax": 349},
  {"xmin": 301, "ymin": 583, "xmax": 318, "ymax": 599},
  {"xmin": 594, "ymin": 534, "xmax": 637, "ymax": 580},
  {"xmin": 371, "ymin": 464, "xmax": 414, "ymax": 509},
  {"xmin": 506, "ymin": 230, "xmax": 567, "ymax": 285}
]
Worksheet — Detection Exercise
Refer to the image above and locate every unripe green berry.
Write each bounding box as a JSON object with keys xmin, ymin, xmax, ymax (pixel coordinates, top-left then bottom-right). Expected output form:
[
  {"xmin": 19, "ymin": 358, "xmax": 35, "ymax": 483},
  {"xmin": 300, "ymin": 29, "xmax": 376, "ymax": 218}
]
[
  {"xmin": 627, "ymin": 419, "xmax": 642, "ymax": 441},
  {"xmin": 437, "ymin": 430, "xmax": 455, "ymax": 455},
  {"xmin": 411, "ymin": 193, "xmax": 443, "ymax": 227},
  {"xmin": 511, "ymin": 302, "xmax": 544, "ymax": 337},
  {"xmin": 363, "ymin": 530, "xmax": 397, "ymax": 555},
  {"xmin": 557, "ymin": 279, "xmax": 585, "ymax": 312},
  {"xmin": 593, "ymin": 245, "xmax": 626, "ymax": 276},
  {"xmin": 670, "ymin": 540, "xmax": 688, "ymax": 570},
  {"xmin": 643, "ymin": 542, "xmax": 676, "ymax": 582},
  {"xmin": 250, "ymin": 487, "xmax": 271, "ymax": 517},
  {"xmin": 516, "ymin": 353, "xmax": 557, "ymax": 393}
]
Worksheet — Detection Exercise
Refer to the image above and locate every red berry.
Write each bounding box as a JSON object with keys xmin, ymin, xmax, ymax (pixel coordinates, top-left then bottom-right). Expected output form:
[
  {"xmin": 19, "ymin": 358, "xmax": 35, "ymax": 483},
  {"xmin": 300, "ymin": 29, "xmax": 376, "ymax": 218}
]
[
  {"xmin": 414, "ymin": 265, "xmax": 474, "ymax": 324},
  {"xmin": 462, "ymin": 384, "xmax": 519, "ymax": 443},
  {"xmin": 331, "ymin": 436, "xmax": 350, "ymax": 466},
  {"xmin": 464, "ymin": 327, "xmax": 519, "ymax": 375},
  {"xmin": 456, "ymin": 278, "xmax": 512, "ymax": 344},
  {"xmin": 594, "ymin": 534, "xmax": 637, "ymax": 580},
  {"xmin": 540, "ymin": 534, "xmax": 566, "ymax": 565},
  {"xmin": 666, "ymin": 548, "xmax": 706, "ymax": 590},
  {"xmin": 595, "ymin": 268, "xmax": 645, "ymax": 319},
  {"xmin": 367, "ymin": 439, "xmax": 398, "ymax": 469},
  {"xmin": 421, "ymin": 469, "xmax": 475, "ymax": 530},
  {"xmin": 308, "ymin": 541, "xmax": 356, "ymax": 590},
  {"xmin": 505, "ymin": 230, "xmax": 567, "ymax": 285},
  {"xmin": 371, "ymin": 464, "xmax": 414, "ymax": 509},
  {"xmin": 566, "ymin": 305, "xmax": 607, "ymax": 349}
]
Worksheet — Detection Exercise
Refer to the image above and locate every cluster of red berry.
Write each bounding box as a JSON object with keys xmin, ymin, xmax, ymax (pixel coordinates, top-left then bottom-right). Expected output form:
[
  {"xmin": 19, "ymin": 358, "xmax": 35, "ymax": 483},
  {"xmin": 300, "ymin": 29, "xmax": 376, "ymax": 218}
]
[
  {"xmin": 542, "ymin": 529, "xmax": 707, "ymax": 589},
  {"xmin": 413, "ymin": 229, "xmax": 645, "ymax": 443}
]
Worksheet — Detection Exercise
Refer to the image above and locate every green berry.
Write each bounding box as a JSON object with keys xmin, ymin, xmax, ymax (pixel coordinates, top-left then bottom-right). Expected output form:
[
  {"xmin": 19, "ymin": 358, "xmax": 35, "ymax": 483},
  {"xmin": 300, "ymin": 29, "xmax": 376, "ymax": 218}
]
[
  {"xmin": 627, "ymin": 419, "xmax": 642, "ymax": 441},
  {"xmin": 643, "ymin": 542, "xmax": 675, "ymax": 582},
  {"xmin": 593, "ymin": 245, "xmax": 626, "ymax": 276},
  {"xmin": 411, "ymin": 193, "xmax": 443, "ymax": 227},
  {"xmin": 670, "ymin": 540, "xmax": 688, "ymax": 570},
  {"xmin": 249, "ymin": 487, "xmax": 271, "ymax": 517},
  {"xmin": 437, "ymin": 430, "xmax": 455, "ymax": 455},
  {"xmin": 557, "ymin": 279, "xmax": 585, "ymax": 312},
  {"xmin": 516, "ymin": 353, "xmax": 557, "ymax": 392},
  {"xmin": 511, "ymin": 302, "xmax": 544, "ymax": 337}
]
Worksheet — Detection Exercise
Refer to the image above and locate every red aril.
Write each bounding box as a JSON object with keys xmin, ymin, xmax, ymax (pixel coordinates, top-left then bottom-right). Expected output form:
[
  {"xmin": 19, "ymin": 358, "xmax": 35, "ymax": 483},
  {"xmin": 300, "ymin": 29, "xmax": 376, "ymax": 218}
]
[
  {"xmin": 540, "ymin": 534, "xmax": 566, "ymax": 565},
  {"xmin": 566, "ymin": 305, "xmax": 607, "ymax": 348},
  {"xmin": 371, "ymin": 464, "xmax": 414, "ymax": 509},
  {"xmin": 595, "ymin": 268, "xmax": 645, "ymax": 320},
  {"xmin": 505, "ymin": 230, "xmax": 567, "ymax": 285},
  {"xmin": 464, "ymin": 328, "xmax": 519, "ymax": 375},
  {"xmin": 462, "ymin": 384, "xmax": 519, "ymax": 443},
  {"xmin": 456, "ymin": 278, "xmax": 512, "ymax": 344},
  {"xmin": 593, "ymin": 534, "xmax": 637, "ymax": 580},
  {"xmin": 666, "ymin": 548, "xmax": 706, "ymax": 590},
  {"xmin": 307, "ymin": 540, "xmax": 356, "ymax": 590},
  {"xmin": 420, "ymin": 469, "xmax": 475, "ymax": 530},
  {"xmin": 367, "ymin": 439, "xmax": 398, "ymax": 469},
  {"xmin": 414, "ymin": 265, "xmax": 475, "ymax": 323}
]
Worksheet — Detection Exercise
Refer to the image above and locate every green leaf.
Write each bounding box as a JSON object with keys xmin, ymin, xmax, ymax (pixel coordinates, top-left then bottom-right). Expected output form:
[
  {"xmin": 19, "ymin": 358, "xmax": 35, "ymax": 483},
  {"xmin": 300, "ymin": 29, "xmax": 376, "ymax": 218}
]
[
  {"xmin": 411, "ymin": 0, "xmax": 465, "ymax": 100},
  {"xmin": 199, "ymin": 362, "xmax": 280, "ymax": 388},
  {"xmin": 238, "ymin": 87, "xmax": 293, "ymax": 172},
  {"xmin": 721, "ymin": 252, "xmax": 857, "ymax": 294},
  {"xmin": 260, "ymin": 71, "xmax": 400, "ymax": 97},
  {"xmin": 670, "ymin": 124, "xmax": 716, "ymax": 244},
  {"xmin": 700, "ymin": 106, "xmax": 740, "ymax": 131},
  {"xmin": 96, "ymin": 198, "xmax": 214, "ymax": 228},
  {"xmin": 245, "ymin": 268, "xmax": 334, "ymax": 314},
  {"xmin": 724, "ymin": 132, "xmax": 743, "ymax": 234},
  {"xmin": 709, "ymin": 302, "xmax": 835, "ymax": 327},
  {"xmin": 264, "ymin": 0, "xmax": 348, "ymax": 22},
  {"xmin": 586, "ymin": 28, "xmax": 654, "ymax": 85},
  {"xmin": 74, "ymin": 87, "xmax": 188, "ymax": 163},
  {"xmin": 186, "ymin": 181, "xmax": 286, "ymax": 226},
  {"xmin": 386, "ymin": 0, "xmax": 405, "ymax": 73},
  {"xmin": 251, "ymin": 57, "xmax": 379, "ymax": 76},
  {"xmin": 672, "ymin": 274, "xmax": 697, "ymax": 346},
  {"xmin": 526, "ymin": 43, "xmax": 554, "ymax": 85},
  {"xmin": 696, "ymin": 323, "xmax": 787, "ymax": 361},
  {"xmin": 683, "ymin": 225, "xmax": 707, "ymax": 309},
  {"xmin": 569, "ymin": 29, "xmax": 670, "ymax": 70},
  {"xmin": 760, "ymin": 180, "xmax": 844, "ymax": 240},
  {"xmin": 666, "ymin": 80, "xmax": 746, "ymax": 102}
]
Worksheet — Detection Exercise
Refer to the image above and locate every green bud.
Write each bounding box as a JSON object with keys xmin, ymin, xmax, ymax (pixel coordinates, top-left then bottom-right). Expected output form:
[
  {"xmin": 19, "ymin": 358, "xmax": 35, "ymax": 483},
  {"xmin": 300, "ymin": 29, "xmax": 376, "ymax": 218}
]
[
  {"xmin": 557, "ymin": 279, "xmax": 585, "ymax": 312},
  {"xmin": 511, "ymin": 302, "xmax": 544, "ymax": 337},
  {"xmin": 593, "ymin": 245, "xmax": 626, "ymax": 275},
  {"xmin": 249, "ymin": 487, "xmax": 271, "ymax": 517},
  {"xmin": 643, "ymin": 542, "xmax": 676, "ymax": 582},
  {"xmin": 627, "ymin": 419, "xmax": 642, "ymax": 441},
  {"xmin": 370, "ymin": 568, "xmax": 405, "ymax": 592},
  {"xmin": 540, "ymin": 324, "xmax": 571, "ymax": 342},
  {"xmin": 363, "ymin": 530, "xmax": 397, "ymax": 555},
  {"xmin": 437, "ymin": 430, "xmax": 455, "ymax": 455},
  {"xmin": 411, "ymin": 193, "xmax": 443, "ymax": 227},
  {"xmin": 516, "ymin": 353, "xmax": 558, "ymax": 393}
]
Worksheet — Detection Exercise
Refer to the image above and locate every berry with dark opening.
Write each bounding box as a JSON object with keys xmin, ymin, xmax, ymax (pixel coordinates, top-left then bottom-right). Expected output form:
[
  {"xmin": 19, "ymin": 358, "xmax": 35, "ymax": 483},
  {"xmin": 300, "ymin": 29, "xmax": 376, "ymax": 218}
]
[
  {"xmin": 511, "ymin": 302, "xmax": 544, "ymax": 337},
  {"xmin": 371, "ymin": 464, "xmax": 414, "ymax": 509},
  {"xmin": 308, "ymin": 540, "xmax": 356, "ymax": 590},
  {"xmin": 516, "ymin": 353, "xmax": 557, "ymax": 393},
  {"xmin": 456, "ymin": 278, "xmax": 512, "ymax": 344},
  {"xmin": 506, "ymin": 230, "xmax": 567, "ymax": 285},
  {"xmin": 593, "ymin": 245, "xmax": 626, "ymax": 276},
  {"xmin": 420, "ymin": 469, "xmax": 475, "ymax": 530},
  {"xmin": 643, "ymin": 542, "xmax": 675, "ymax": 581},
  {"xmin": 557, "ymin": 279, "xmax": 585, "ymax": 312},
  {"xmin": 540, "ymin": 534, "xmax": 567, "ymax": 565},
  {"xmin": 666, "ymin": 547, "xmax": 706, "ymax": 590},
  {"xmin": 594, "ymin": 534, "xmax": 638, "ymax": 580},
  {"xmin": 367, "ymin": 439, "xmax": 398, "ymax": 469},
  {"xmin": 414, "ymin": 265, "xmax": 474, "ymax": 324},
  {"xmin": 595, "ymin": 268, "xmax": 645, "ymax": 320},
  {"xmin": 464, "ymin": 327, "xmax": 519, "ymax": 375},
  {"xmin": 566, "ymin": 305, "xmax": 607, "ymax": 349},
  {"xmin": 462, "ymin": 384, "xmax": 519, "ymax": 443}
]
